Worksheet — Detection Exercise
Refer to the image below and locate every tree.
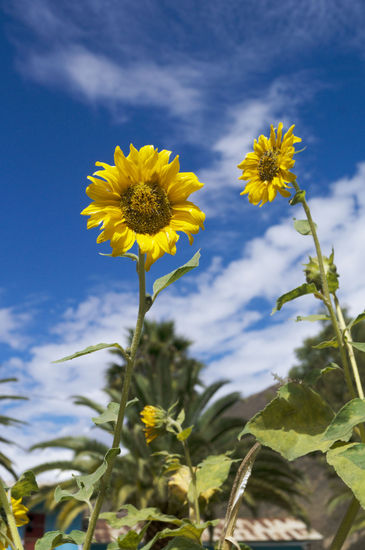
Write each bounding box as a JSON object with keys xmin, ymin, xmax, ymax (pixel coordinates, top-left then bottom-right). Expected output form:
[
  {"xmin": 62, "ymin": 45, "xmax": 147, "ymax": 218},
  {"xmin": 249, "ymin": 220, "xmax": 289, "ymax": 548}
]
[
  {"xmin": 28, "ymin": 320, "xmax": 305, "ymax": 529},
  {"xmin": 0, "ymin": 375, "xmax": 27, "ymax": 479},
  {"xmin": 289, "ymin": 314, "xmax": 365, "ymax": 411}
]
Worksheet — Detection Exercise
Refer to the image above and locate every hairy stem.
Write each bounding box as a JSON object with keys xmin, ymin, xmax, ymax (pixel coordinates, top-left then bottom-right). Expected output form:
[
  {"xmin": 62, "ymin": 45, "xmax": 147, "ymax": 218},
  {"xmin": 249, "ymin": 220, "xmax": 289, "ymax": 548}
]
[
  {"xmin": 83, "ymin": 249, "xmax": 147, "ymax": 550},
  {"xmin": 292, "ymin": 183, "xmax": 364, "ymax": 549},
  {"xmin": 182, "ymin": 441, "xmax": 201, "ymax": 524},
  {"xmin": 334, "ymin": 295, "xmax": 364, "ymax": 400},
  {"xmin": 292, "ymin": 182, "xmax": 356, "ymax": 401},
  {"xmin": 329, "ymin": 497, "xmax": 360, "ymax": 550},
  {"xmin": 0, "ymin": 481, "xmax": 24, "ymax": 550}
]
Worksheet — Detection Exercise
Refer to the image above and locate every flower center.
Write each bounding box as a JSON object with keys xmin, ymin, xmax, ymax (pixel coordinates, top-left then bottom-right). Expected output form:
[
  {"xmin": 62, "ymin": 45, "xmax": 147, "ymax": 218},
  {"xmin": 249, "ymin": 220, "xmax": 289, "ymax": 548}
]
[
  {"xmin": 120, "ymin": 182, "xmax": 172, "ymax": 234},
  {"xmin": 258, "ymin": 150, "xmax": 279, "ymax": 182}
]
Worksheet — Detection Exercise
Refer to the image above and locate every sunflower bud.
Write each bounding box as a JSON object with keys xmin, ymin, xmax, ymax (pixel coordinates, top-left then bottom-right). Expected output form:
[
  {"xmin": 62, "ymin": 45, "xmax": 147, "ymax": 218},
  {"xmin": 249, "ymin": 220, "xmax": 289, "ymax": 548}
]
[
  {"xmin": 303, "ymin": 250, "xmax": 339, "ymax": 294},
  {"xmin": 140, "ymin": 405, "xmax": 167, "ymax": 444}
]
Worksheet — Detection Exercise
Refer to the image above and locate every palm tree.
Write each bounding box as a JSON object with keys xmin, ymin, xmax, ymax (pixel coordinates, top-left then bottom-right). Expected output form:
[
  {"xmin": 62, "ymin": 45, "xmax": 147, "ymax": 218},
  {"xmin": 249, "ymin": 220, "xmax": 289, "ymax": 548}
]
[
  {"xmin": 0, "ymin": 375, "xmax": 28, "ymax": 479},
  {"xmin": 28, "ymin": 320, "xmax": 305, "ymax": 528}
]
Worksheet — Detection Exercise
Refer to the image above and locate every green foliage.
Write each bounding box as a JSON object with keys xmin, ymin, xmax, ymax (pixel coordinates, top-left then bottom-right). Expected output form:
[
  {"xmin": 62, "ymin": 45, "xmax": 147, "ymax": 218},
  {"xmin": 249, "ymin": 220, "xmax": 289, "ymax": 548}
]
[
  {"xmin": 53, "ymin": 343, "xmax": 125, "ymax": 363},
  {"xmin": 11, "ymin": 471, "xmax": 38, "ymax": 499},
  {"xmin": 54, "ymin": 448, "xmax": 120, "ymax": 504},
  {"xmin": 240, "ymin": 382, "xmax": 335, "ymax": 460},
  {"xmin": 190, "ymin": 455, "xmax": 233, "ymax": 501},
  {"xmin": 293, "ymin": 219, "xmax": 313, "ymax": 235},
  {"xmin": 289, "ymin": 315, "xmax": 365, "ymax": 411},
  {"xmin": 152, "ymin": 251, "xmax": 200, "ymax": 303},
  {"xmin": 327, "ymin": 443, "xmax": 365, "ymax": 509},
  {"xmin": 101, "ymin": 505, "xmax": 182, "ymax": 528},
  {"xmin": 34, "ymin": 530, "xmax": 85, "ymax": 550},
  {"xmin": 0, "ymin": 374, "xmax": 28, "ymax": 478},
  {"xmin": 271, "ymin": 283, "xmax": 317, "ymax": 314},
  {"xmin": 323, "ymin": 398, "xmax": 365, "ymax": 441}
]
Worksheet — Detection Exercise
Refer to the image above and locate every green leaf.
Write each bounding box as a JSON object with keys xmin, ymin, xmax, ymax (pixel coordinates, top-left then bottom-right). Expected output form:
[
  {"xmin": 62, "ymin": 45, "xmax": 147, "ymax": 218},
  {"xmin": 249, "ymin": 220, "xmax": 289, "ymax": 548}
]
[
  {"xmin": 53, "ymin": 343, "xmax": 124, "ymax": 363},
  {"xmin": 92, "ymin": 399, "xmax": 138, "ymax": 425},
  {"xmin": 303, "ymin": 363, "xmax": 342, "ymax": 386},
  {"xmin": 116, "ymin": 530, "xmax": 141, "ymax": 550},
  {"xmin": 54, "ymin": 448, "xmax": 120, "ymax": 503},
  {"xmin": 156, "ymin": 522, "xmax": 213, "ymax": 544},
  {"xmin": 157, "ymin": 537, "xmax": 204, "ymax": 550},
  {"xmin": 177, "ymin": 427, "xmax": 193, "ymax": 442},
  {"xmin": 191, "ymin": 455, "xmax": 232, "ymax": 501},
  {"xmin": 312, "ymin": 338, "xmax": 338, "ymax": 349},
  {"xmin": 35, "ymin": 530, "xmax": 85, "ymax": 550},
  {"xmin": 101, "ymin": 505, "xmax": 182, "ymax": 528},
  {"xmin": 11, "ymin": 471, "xmax": 38, "ymax": 499},
  {"xmin": 327, "ymin": 443, "xmax": 365, "ymax": 508},
  {"xmin": 293, "ymin": 219, "xmax": 315, "ymax": 235},
  {"xmin": 323, "ymin": 399, "xmax": 365, "ymax": 441},
  {"xmin": 272, "ymin": 283, "xmax": 318, "ymax": 314},
  {"xmin": 349, "ymin": 341, "xmax": 365, "ymax": 353},
  {"xmin": 176, "ymin": 409, "xmax": 185, "ymax": 426},
  {"xmin": 239, "ymin": 382, "xmax": 335, "ymax": 460},
  {"xmin": 99, "ymin": 252, "xmax": 138, "ymax": 262},
  {"xmin": 152, "ymin": 251, "xmax": 200, "ymax": 302},
  {"xmin": 347, "ymin": 312, "xmax": 365, "ymax": 330},
  {"xmin": 289, "ymin": 190, "xmax": 306, "ymax": 205},
  {"xmin": 295, "ymin": 314, "xmax": 330, "ymax": 322}
]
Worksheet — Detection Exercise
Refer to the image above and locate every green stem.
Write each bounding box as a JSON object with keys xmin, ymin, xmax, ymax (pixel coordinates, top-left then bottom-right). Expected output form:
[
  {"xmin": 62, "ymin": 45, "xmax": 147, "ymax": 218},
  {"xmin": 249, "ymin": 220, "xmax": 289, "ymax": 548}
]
[
  {"xmin": 329, "ymin": 497, "xmax": 360, "ymax": 550},
  {"xmin": 0, "ymin": 481, "xmax": 24, "ymax": 550},
  {"xmin": 182, "ymin": 441, "xmax": 200, "ymax": 524},
  {"xmin": 292, "ymin": 182, "xmax": 356, "ymax": 401},
  {"xmin": 83, "ymin": 249, "xmax": 147, "ymax": 550},
  {"xmin": 292, "ymin": 182, "xmax": 364, "ymax": 550},
  {"xmin": 334, "ymin": 295, "xmax": 365, "ymax": 400}
]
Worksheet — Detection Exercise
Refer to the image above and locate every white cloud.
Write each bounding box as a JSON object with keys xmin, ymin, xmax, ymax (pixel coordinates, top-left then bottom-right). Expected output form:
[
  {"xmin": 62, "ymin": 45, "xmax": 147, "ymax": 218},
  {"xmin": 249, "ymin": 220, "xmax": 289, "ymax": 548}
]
[
  {"xmin": 0, "ymin": 307, "xmax": 31, "ymax": 349},
  {"xmin": 20, "ymin": 45, "xmax": 201, "ymax": 120},
  {"xmin": 3, "ymin": 161, "xmax": 365, "ymax": 480}
]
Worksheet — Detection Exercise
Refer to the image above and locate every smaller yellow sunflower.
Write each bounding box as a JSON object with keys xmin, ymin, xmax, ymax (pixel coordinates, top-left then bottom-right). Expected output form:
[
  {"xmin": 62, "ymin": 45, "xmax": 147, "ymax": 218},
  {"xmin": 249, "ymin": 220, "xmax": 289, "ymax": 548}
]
[
  {"xmin": 81, "ymin": 145, "xmax": 205, "ymax": 270},
  {"xmin": 0, "ymin": 498, "xmax": 29, "ymax": 550},
  {"xmin": 140, "ymin": 405, "xmax": 166, "ymax": 444},
  {"xmin": 238, "ymin": 123, "xmax": 302, "ymax": 206}
]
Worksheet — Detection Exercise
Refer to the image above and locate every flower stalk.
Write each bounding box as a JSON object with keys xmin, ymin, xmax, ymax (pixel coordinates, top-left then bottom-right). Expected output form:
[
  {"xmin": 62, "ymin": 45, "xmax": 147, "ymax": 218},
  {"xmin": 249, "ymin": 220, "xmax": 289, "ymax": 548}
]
[
  {"xmin": 292, "ymin": 181, "xmax": 364, "ymax": 548},
  {"xmin": 0, "ymin": 482, "xmax": 24, "ymax": 550},
  {"xmin": 83, "ymin": 248, "xmax": 147, "ymax": 550}
]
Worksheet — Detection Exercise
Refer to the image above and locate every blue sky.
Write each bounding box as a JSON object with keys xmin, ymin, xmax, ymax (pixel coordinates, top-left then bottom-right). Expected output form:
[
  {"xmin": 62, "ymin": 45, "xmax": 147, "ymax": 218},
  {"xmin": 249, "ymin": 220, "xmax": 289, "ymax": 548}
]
[{"xmin": 2, "ymin": 0, "xmax": 365, "ymax": 477}]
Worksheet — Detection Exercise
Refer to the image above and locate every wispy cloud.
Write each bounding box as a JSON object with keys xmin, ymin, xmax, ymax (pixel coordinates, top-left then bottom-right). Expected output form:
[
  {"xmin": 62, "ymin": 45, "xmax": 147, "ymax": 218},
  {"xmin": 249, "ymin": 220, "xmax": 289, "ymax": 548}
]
[
  {"xmin": 21, "ymin": 46, "xmax": 201, "ymax": 119},
  {"xmin": 0, "ymin": 306, "xmax": 31, "ymax": 349}
]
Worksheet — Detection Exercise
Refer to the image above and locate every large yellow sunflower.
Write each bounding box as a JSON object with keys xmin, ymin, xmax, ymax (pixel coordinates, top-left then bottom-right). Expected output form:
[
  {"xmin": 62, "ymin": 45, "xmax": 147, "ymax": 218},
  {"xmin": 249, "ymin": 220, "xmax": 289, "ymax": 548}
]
[
  {"xmin": 81, "ymin": 145, "xmax": 205, "ymax": 270},
  {"xmin": 238, "ymin": 123, "xmax": 301, "ymax": 206}
]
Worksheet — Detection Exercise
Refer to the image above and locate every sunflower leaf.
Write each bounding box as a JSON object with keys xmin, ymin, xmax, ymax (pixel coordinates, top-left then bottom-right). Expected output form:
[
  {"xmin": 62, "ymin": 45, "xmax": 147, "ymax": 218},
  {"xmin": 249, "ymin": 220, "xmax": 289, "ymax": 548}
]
[
  {"xmin": 323, "ymin": 398, "xmax": 365, "ymax": 441},
  {"xmin": 295, "ymin": 314, "xmax": 330, "ymax": 322},
  {"xmin": 239, "ymin": 382, "xmax": 335, "ymax": 460},
  {"xmin": 293, "ymin": 218, "xmax": 316, "ymax": 235},
  {"xmin": 11, "ymin": 471, "xmax": 38, "ymax": 499},
  {"xmin": 348, "ymin": 341, "xmax": 365, "ymax": 353},
  {"xmin": 54, "ymin": 448, "xmax": 120, "ymax": 503},
  {"xmin": 347, "ymin": 312, "xmax": 365, "ymax": 330},
  {"xmin": 312, "ymin": 338, "xmax": 338, "ymax": 349},
  {"xmin": 303, "ymin": 363, "xmax": 342, "ymax": 386},
  {"xmin": 327, "ymin": 443, "xmax": 365, "ymax": 508},
  {"xmin": 53, "ymin": 343, "xmax": 124, "ymax": 363},
  {"xmin": 92, "ymin": 399, "xmax": 138, "ymax": 425},
  {"xmin": 152, "ymin": 250, "xmax": 201, "ymax": 302},
  {"xmin": 272, "ymin": 283, "xmax": 317, "ymax": 314},
  {"xmin": 35, "ymin": 530, "xmax": 85, "ymax": 550}
]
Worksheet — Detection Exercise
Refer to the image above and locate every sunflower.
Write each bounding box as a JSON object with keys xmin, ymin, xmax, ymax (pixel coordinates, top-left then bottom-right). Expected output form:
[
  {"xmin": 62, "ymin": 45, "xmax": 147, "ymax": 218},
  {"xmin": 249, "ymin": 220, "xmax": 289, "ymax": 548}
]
[
  {"xmin": 238, "ymin": 123, "xmax": 302, "ymax": 206},
  {"xmin": 140, "ymin": 405, "xmax": 166, "ymax": 444},
  {"xmin": 81, "ymin": 145, "xmax": 205, "ymax": 270},
  {"xmin": 0, "ymin": 498, "xmax": 29, "ymax": 550}
]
